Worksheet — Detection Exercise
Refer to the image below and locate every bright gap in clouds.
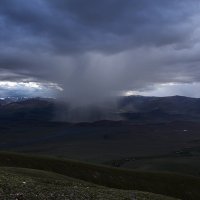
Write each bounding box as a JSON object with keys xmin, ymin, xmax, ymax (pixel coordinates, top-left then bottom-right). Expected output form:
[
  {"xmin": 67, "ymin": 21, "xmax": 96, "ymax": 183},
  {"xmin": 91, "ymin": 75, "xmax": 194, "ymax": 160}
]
[
  {"xmin": 1, "ymin": 81, "xmax": 200, "ymax": 99},
  {"xmin": 0, "ymin": 81, "xmax": 63, "ymax": 98},
  {"xmin": 125, "ymin": 82, "xmax": 200, "ymax": 98},
  {"xmin": 0, "ymin": 81, "xmax": 42, "ymax": 88}
]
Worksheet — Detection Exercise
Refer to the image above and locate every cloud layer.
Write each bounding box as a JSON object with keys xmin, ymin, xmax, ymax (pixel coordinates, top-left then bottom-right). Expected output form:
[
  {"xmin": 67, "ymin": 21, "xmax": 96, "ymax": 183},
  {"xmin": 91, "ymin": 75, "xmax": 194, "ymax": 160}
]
[{"xmin": 0, "ymin": 0, "xmax": 200, "ymax": 103}]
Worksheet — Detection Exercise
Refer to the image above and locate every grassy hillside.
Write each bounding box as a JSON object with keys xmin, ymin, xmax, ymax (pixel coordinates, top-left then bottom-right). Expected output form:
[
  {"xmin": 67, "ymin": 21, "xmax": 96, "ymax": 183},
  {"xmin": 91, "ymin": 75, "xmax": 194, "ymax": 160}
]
[
  {"xmin": 2, "ymin": 120, "xmax": 200, "ymax": 164},
  {"xmin": 0, "ymin": 152, "xmax": 199, "ymax": 200},
  {"xmin": 0, "ymin": 167, "xmax": 178, "ymax": 200},
  {"xmin": 115, "ymin": 156, "xmax": 200, "ymax": 177}
]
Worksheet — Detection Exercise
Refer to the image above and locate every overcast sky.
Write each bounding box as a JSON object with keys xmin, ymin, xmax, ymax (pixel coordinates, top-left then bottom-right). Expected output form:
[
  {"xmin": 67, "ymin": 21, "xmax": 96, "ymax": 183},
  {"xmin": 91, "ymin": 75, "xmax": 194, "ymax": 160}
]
[{"xmin": 0, "ymin": 0, "xmax": 200, "ymax": 102}]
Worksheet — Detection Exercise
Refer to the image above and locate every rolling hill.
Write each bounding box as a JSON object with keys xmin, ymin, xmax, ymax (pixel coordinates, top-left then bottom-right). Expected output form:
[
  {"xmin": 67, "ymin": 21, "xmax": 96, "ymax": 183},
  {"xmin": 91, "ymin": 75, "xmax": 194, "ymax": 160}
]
[
  {"xmin": 0, "ymin": 151, "xmax": 199, "ymax": 200},
  {"xmin": 0, "ymin": 167, "xmax": 178, "ymax": 200}
]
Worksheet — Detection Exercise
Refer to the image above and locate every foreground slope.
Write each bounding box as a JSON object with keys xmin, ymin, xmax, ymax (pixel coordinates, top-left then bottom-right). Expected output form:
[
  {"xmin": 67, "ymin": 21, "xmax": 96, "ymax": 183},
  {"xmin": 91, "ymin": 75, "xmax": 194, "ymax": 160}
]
[
  {"xmin": 0, "ymin": 167, "xmax": 178, "ymax": 200},
  {"xmin": 0, "ymin": 152, "xmax": 199, "ymax": 200}
]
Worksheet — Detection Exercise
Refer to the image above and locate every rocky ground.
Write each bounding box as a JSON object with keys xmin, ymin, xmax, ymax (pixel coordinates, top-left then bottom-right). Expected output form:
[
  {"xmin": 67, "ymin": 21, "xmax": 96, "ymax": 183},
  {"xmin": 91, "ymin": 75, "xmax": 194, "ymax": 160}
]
[{"xmin": 0, "ymin": 167, "xmax": 178, "ymax": 200}]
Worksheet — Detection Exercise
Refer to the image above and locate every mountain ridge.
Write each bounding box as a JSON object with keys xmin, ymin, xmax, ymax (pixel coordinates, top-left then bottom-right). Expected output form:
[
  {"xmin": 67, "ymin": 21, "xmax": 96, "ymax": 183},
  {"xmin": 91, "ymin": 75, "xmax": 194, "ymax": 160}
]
[{"xmin": 0, "ymin": 95, "xmax": 200, "ymax": 122}]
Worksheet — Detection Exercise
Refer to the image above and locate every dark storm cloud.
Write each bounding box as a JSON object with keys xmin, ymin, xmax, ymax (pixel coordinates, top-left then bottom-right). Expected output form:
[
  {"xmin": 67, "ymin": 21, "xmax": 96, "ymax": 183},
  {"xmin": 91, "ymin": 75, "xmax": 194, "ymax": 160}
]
[
  {"xmin": 0, "ymin": 0, "xmax": 197, "ymax": 53},
  {"xmin": 0, "ymin": 0, "xmax": 200, "ymax": 103}
]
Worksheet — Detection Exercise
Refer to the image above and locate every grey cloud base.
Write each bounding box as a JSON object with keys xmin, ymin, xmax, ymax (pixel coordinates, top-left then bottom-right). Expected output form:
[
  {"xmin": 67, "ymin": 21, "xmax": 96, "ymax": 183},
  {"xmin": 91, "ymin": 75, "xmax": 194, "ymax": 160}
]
[{"xmin": 0, "ymin": 0, "xmax": 200, "ymax": 103}]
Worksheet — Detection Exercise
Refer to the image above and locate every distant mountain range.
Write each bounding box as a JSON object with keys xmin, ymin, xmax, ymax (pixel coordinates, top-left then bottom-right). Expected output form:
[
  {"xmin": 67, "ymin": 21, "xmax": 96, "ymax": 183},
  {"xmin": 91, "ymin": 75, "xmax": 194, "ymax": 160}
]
[
  {"xmin": 119, "ymin": 95, "xmax": 200, "ymax": 122},
  {"xmin": 1, "ymin": 95, "xmax": 200, "ymax": 122},
  {"xmin": 0, "ymin": 97, "xmax": 55, "ymax": 121},
  {"xmin": 0, "ymin": 97, "xmax": 54, "ymax": 105}
]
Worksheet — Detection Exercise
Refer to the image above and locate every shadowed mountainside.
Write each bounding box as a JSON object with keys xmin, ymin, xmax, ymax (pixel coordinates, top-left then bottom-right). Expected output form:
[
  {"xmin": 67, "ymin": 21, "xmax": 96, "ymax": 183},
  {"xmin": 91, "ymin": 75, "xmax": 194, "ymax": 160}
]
[{"xmin": 1, "ymin": 95, "xmax": 200, "ymax": 122}]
